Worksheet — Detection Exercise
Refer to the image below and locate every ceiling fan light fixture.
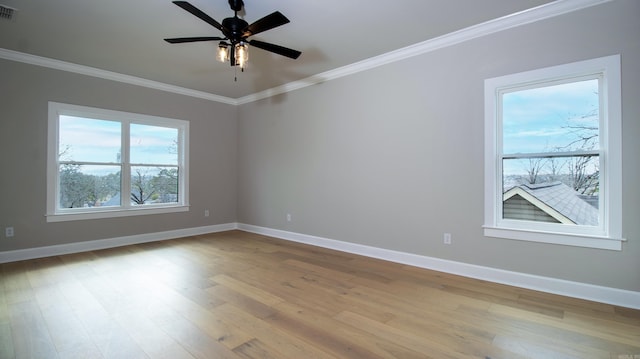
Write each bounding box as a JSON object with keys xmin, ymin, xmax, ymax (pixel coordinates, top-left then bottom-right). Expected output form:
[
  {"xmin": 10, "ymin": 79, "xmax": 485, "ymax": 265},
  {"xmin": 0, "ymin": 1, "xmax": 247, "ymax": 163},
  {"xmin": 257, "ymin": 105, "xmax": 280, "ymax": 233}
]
[
  {"xmin": 235, "ymin": 42, "xmax": 248, "ymax": 68},
  {"xmin": 217, "ymin": 42, "xmax": 229, "ymax": 62}
]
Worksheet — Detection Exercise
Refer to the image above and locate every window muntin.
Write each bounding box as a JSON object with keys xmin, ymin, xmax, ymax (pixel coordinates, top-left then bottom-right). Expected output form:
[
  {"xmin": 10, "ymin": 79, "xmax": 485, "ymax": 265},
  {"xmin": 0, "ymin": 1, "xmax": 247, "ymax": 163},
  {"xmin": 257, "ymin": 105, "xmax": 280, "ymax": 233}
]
[
  {"xmin": 484, "ymin": 55, "xmax": 622, "ymax": 250},
  {"xmin": 48, "ymin": 102, "xmax": 189, "ymax": 221}
]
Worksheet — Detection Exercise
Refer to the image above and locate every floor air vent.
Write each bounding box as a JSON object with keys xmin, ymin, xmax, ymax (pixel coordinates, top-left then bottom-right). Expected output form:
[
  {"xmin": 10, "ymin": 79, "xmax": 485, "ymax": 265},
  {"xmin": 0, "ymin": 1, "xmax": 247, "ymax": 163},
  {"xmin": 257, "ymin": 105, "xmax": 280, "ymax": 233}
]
[{"xmin": 0, "ymin": 5, "xmax": 16, "ymax": 20}]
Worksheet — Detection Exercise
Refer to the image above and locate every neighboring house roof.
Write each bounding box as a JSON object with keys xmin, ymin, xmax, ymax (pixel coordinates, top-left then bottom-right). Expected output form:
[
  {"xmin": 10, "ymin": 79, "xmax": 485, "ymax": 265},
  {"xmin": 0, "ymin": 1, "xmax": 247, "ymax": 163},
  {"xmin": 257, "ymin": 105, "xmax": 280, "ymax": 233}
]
[
  {"xmin": 503, "ymin": 181, "xmax": 599, "ymax": 226},
  {"xmin": 102, "ymin": 193, "xmax": 121, "ymax": 207}
]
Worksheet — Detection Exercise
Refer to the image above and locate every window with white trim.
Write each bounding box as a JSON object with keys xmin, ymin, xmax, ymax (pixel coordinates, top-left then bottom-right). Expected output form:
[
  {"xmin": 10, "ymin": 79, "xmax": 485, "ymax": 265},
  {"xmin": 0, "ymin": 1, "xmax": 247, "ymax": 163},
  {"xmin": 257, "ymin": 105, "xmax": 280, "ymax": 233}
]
[
  {"xmin": 484, "ymin": 55, "xmax": 623, "ymax": 250},
  {"xmin": 47, "ymin": 102, "xmax": 189, "ymax": 222}
]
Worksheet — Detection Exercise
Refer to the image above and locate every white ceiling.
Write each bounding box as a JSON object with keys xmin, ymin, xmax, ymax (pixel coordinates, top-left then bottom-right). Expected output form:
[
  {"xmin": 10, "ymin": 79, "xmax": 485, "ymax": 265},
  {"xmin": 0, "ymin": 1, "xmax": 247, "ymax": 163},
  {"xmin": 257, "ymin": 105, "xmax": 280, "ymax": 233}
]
[{"xmin": 0, "ymin": 0, "xmax": 555, "ymax": 99}]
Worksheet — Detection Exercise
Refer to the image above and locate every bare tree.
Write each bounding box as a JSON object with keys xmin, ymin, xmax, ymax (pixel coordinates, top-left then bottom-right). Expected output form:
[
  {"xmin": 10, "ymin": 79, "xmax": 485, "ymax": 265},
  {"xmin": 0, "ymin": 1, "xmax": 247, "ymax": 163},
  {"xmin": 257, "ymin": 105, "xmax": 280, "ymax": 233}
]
[
  {"xmin": 58, "ymin": 144, "xmax": 72, "ymax": 160},
  {"xmin": 524, "ymin": 157, "xmax": 546, "ymax": 184},
  {"xmin": 547, "ymin": 156, "xmax": 562, "ymax": 182},
  {"xmin": 568, "ymin": 155, "xmax": 599, "ymax": 195},
  {"xmin": 130, "ymin": 169, "xmax": 156, "ymax": 204},
  {"xmin": 561, "ymin": 120, "xmax": 599, "ymax": 193}
]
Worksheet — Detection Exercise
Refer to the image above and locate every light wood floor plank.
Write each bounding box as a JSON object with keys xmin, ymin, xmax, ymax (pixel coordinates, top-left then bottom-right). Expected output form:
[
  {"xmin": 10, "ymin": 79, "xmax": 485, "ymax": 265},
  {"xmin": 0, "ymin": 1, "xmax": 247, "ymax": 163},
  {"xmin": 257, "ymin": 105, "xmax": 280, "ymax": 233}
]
[
  {"xmin": 2, "ymin": 262, "xmax": 35, "ymax": 305},
  {"xmin": 232, "ymin": 338, "xmax": 287, "ymax": 359},
  {"xmin": 211, "ymin": 274, "xmax": 285, "ymax": 307},
  {"xmin": 334, "ymin": 309, "xmax": 466, "ymax": 358},
  {"xmin": 34, "ymin": 284, "xmax": 103, "ymax": 358},
  {"xmin": 273, "ymin": 300, "xmax": 427, "ymax": 359},
  {"xmin": 8, "ymin": 299, "xmax": 59, "ymax": 359},
  {"xmin": 268, "ymin": 301, "xmax": 390, "ymax": 359},
  {"xmin": 0, "ymin": 321, "xmax": 15, "ymax": 359},
  {"xmin": 213, "ymin": 302, "xmax": 338, "ymax": 359}
]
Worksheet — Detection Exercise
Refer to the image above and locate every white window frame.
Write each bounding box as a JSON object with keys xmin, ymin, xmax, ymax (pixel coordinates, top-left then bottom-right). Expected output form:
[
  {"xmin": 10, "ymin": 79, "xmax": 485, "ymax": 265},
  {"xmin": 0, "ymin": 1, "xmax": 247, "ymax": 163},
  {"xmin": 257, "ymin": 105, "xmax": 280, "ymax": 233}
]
[
  {"xmin": 484, "ymin": 55, "xmax": 623, "ymax": 250},
  {"xmin": 47, "ymin": 102, "xmax": 189, "ymax": 222}
]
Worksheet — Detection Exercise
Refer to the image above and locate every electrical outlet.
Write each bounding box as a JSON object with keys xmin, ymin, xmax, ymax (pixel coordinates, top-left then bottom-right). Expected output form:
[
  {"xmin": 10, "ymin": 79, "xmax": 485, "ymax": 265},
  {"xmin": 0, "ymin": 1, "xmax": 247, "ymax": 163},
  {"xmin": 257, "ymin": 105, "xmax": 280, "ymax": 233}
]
[
  {"xmin": 5, "ymin": 227, "xmax": 14, "ymax": 238},
  {"xmin": 286, "ymin": 213, "xmax": 292, "ymax": 222},
  {"xmin": 204, "ymin": 209, "xmax": 210, "ymax": 217},
  {"xmin": 443, "ymin": 233, "xmax": 452, "ymax": 245}
]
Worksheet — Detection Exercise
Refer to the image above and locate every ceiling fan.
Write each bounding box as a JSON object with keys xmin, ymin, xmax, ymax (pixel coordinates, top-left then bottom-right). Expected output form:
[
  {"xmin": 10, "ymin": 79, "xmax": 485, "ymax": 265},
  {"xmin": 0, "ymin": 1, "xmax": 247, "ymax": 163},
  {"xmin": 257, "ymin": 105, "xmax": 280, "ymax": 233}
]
[{"xmin": 164, "ymin": 0, "xmax": 302, "ymax": 68}]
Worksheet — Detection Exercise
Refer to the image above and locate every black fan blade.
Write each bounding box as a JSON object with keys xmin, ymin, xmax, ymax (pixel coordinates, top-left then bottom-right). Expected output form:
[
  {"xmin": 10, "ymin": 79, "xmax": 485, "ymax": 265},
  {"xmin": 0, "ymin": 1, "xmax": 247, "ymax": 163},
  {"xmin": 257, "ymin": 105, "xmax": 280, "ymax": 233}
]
[
  {"xmin": 244, "ymin": 11, "xmax": 289, "ymax": 36},
  {"xmin": 173, "ymin": 1, "xmax": 224, "ymax": 32},
  {"xmin": 164, "ymin": 36, "xmax": 225, "ymax": 43},
  {"xmin": 248, "ymin": 40, "xmax": 301, "ymax": 59}
]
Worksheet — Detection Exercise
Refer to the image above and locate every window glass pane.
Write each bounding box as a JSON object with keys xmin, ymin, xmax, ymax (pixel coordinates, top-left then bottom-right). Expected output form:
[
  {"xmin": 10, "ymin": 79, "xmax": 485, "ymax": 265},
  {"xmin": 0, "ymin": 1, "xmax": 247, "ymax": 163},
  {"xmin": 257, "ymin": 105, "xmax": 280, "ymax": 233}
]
[
  {"xmin": 58, "ymin": 164, "xmax": 121, "ymax": 208},
  {"xmin": 130, "ymin": 166, "xmax": 179, "ymax": 205},
  {"xmin": 130, "ymin": 124, "xmax": 178, "ymax": 165},
  {"xmin": 502, "ymin": 155, "xmax": 599, "ymax": 226},
  {"xmin": 59, "ymin": 116, "xmax": 121, "ymax": 163},
  {"xmin": 502, "ymin": 79, "xmax": 599, "ymax": 154}
]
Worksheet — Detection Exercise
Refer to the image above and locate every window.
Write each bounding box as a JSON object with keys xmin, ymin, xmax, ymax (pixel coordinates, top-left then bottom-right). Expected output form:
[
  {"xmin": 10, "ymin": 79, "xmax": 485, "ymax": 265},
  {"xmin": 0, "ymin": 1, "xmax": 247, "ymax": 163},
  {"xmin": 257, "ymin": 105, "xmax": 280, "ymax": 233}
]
[
  {"xmin": 47, "ymin": 102, "xmax": 189, "ymax": 222},
  {"xmin": 484, "ymin": 55, "xmax": 622, "ymax": 250}
]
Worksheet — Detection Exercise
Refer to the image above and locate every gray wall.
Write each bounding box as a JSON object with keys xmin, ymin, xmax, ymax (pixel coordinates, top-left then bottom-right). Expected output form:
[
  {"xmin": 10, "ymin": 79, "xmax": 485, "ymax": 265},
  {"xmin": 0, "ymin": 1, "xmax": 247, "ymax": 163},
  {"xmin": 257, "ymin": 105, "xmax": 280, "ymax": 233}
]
[
  {"xmin": 0, "ymin": 60, "xmax": 238, "ymax": 251},
  {"xmin": 237, "ymin": 0, "xmax": 640, "ymax": 292}
]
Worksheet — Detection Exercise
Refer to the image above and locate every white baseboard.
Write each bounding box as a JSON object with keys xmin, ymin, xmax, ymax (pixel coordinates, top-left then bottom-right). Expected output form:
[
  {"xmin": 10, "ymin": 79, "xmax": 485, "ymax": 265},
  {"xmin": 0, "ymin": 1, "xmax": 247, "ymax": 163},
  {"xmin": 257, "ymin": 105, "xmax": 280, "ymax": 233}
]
[
  {"xmin": 2, "ymin": 222, "xmax": 637, "ymax": 309},
  {"xmin": 237, "ymin": 223, "xmax": 640, "ymax": 310},
  {"xmin": 0, "ymin": 223, "xmax": 237, "ymax": 264}
]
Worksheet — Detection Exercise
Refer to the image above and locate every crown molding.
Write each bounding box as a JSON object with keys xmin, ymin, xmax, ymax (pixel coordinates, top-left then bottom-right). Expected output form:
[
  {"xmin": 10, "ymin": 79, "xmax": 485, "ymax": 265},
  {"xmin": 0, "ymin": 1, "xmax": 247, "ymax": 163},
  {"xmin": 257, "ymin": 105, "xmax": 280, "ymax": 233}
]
[
  {"xmin": 0, "ymin": 48, "xmax": 238, "ymax": 105},
  {"xmin": 1, "ymin": 0, "xmax": 611, "ymax": 106},
  {"xmin": 236, "ymin": 0, "xmax": 612, "ymax": 105}
]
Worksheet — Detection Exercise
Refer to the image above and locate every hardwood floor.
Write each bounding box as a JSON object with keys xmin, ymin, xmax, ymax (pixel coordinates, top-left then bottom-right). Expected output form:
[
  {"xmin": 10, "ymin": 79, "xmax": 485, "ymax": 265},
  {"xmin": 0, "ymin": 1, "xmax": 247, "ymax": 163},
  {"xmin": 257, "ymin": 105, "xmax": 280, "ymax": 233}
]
[{"xmin": 1, "ymin": 230, "xmax": 639, "ymax": 359}]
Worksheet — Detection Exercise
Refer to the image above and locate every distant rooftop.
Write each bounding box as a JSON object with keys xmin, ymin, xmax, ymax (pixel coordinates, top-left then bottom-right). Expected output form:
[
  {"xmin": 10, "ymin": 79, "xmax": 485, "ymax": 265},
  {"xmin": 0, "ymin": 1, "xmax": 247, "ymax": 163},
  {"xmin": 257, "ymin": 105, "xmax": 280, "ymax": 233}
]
[{"xmin": 504, "ymin": 181, "xmax": 599, "ymax": 226}]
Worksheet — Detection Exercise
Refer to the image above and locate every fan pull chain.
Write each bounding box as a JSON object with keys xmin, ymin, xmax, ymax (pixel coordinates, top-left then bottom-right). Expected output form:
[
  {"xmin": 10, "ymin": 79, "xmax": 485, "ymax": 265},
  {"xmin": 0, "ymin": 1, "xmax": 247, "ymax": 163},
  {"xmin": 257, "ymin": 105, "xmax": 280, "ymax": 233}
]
[{"xmin": 234, "ymin": 64, "xmax": 245, "ymax": 82}]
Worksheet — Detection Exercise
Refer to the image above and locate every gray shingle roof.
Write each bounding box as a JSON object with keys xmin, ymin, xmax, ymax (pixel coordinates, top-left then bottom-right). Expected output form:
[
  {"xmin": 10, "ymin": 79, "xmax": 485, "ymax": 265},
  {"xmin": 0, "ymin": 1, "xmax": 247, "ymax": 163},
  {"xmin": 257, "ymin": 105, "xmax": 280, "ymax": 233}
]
[{"xmin": 506, "ymin": 182, "xmax": 599, "ymax": 226}]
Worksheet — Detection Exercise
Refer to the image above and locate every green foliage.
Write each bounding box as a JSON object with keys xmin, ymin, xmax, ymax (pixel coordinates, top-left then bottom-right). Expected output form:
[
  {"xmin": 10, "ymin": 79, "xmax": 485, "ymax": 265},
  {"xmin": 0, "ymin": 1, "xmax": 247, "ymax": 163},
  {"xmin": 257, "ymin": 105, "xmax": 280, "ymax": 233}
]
[
  {"xmin": 131, "ymin": 167, "xmax": 179, "ymax": 205},
  {"xmin": 59, "ymin": 165, "xmax": 179, "ymax": 208},
  {"xmin": 59, "ymin": 164, "xmax": 120, "ymax": 208}
]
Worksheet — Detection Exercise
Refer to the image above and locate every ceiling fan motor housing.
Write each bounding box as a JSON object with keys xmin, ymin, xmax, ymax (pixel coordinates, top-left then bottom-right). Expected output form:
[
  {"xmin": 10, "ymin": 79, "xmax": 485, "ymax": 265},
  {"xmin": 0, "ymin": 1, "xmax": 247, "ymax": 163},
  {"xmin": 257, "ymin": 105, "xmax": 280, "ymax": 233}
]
[
  {"xmin": 228, "ymin": 0, "xmax": 243, "ymax": 12},
  {"xmin": 222, "ymin": 16, "xmax": 249, "ymax": 43}
]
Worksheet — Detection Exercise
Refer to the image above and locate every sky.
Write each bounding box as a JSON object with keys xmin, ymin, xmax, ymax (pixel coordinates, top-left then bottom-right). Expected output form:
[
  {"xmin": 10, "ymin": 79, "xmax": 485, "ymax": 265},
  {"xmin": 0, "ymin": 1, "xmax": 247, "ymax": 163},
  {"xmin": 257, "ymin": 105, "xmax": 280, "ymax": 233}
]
[
  {"xmin": 59, "ymin": 115, "xmax": 178, "ymax": 166},
  {"xmin": 502, "ymin": 78, "xmax": 599, "ymax": 154},
  {"xmin": 501, "ymin": 78, "xmax": 600, "ymax": 177},
  {"xmin": 58, "ymin": 115, "xmax": 179, "ymax": 179}
]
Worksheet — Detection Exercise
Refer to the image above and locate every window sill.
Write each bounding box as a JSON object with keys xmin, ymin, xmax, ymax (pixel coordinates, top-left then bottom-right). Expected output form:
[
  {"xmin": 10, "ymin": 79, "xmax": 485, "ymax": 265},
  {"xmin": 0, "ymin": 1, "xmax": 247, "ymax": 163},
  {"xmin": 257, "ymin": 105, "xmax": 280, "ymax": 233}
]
[
  {"xmin": 46, "ymin": 205, "xmax": 189, "ymax": 222},
  {"xmin": 483, "ymin": 226, "xmax": 624, "ymax": 251}
]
